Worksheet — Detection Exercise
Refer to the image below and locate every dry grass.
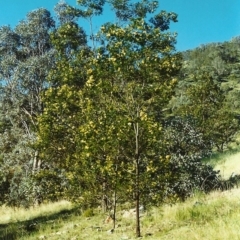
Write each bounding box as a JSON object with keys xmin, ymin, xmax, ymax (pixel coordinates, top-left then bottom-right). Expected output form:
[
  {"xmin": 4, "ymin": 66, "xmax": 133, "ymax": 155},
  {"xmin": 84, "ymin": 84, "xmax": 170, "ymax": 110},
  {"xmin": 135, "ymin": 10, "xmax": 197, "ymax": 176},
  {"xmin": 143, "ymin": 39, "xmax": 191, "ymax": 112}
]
[
  {"xmin": 141, "ymin": 188, "xmax": 240, "ymax": 240},
  {"xmin": 203, "ymin": 142, "xmax": 240, "ymax": 179},
  {"xmin": 214, "ymin": 151, "xmax": 240, "ymax": 179},
  {"xmin": 6, "ymin": 188, "xmax": 239, "ymax": 240},
  {"xmin": 2, "ymin": 149, "xmax": 240, "ymax": 239},
  {"xmin": 0, "ymin": 200, "xmax": 72, "ymax": 225}
]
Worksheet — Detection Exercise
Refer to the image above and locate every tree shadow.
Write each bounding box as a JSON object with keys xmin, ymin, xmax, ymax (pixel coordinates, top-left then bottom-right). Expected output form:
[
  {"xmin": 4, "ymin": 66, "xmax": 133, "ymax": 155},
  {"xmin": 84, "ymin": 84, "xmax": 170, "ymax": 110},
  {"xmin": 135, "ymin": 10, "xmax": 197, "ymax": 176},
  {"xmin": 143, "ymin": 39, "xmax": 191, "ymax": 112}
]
[{"xmin": 0, "ymin": 206, "xmax": 81, "ymax": 240}]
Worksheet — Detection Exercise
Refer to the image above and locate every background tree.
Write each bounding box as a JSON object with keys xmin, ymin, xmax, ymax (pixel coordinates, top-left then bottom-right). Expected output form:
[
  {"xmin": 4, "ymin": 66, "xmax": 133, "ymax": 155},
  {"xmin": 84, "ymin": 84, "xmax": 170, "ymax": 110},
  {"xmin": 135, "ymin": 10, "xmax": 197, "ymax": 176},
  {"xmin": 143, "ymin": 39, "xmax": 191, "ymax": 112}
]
[
  {"xmin": 0, "ymin": 8, "xmax": 55, "ymax": 206},
  {"xmin": 177, "ymin": 39, "xmax": 240, "ymax": 116},
  {"xmin": 174, "ymin": 73, "xmax": 239, "ymax": 152}
]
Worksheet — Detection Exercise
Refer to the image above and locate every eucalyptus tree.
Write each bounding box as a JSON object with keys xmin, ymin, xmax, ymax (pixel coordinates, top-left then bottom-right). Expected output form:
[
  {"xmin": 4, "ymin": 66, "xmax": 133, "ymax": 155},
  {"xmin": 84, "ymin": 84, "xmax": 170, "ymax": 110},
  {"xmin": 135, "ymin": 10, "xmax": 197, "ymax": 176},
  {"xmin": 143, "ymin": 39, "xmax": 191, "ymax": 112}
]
[{"xmin": 0, "ymin": 8, "xmax": 55, "ymax": 206}]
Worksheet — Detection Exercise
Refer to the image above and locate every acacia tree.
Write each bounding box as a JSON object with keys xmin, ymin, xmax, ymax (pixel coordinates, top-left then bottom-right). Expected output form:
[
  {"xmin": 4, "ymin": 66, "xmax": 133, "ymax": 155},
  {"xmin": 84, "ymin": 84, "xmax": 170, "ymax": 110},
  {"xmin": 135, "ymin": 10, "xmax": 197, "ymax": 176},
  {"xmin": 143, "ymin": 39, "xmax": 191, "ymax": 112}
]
[
  {"xmin": 86, "ymin": 15, "xmax": 181, "ymax": 236},
  {"xmin": 38, "ymin": 1, "xmax": 181, "ymax": 236},
  {"xmin": 35, "ymin": 1, "xmax": 90, "ymax": 201}
]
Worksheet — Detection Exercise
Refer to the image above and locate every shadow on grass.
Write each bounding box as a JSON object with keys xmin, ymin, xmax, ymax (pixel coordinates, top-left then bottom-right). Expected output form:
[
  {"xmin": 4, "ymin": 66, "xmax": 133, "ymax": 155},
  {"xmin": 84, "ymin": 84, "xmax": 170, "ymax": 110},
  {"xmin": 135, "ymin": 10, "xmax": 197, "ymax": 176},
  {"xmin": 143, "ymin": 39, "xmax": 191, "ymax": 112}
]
[{"xmin": 0, "ymin": 206, "xmax": 81, "ymax": 240}]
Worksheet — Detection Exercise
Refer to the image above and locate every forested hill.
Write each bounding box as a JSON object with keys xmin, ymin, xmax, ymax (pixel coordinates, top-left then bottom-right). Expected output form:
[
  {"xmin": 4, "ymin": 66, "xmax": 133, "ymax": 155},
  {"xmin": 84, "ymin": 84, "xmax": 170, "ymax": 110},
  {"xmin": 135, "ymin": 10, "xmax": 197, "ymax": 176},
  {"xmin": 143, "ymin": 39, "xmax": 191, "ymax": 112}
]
[
  {"xmin": 176, "ymin": 37, "xmax": 240, "ymax": 115},
  {"xmin": 168, "ymin": 37, "xmax": 240, "ymax": 154}
]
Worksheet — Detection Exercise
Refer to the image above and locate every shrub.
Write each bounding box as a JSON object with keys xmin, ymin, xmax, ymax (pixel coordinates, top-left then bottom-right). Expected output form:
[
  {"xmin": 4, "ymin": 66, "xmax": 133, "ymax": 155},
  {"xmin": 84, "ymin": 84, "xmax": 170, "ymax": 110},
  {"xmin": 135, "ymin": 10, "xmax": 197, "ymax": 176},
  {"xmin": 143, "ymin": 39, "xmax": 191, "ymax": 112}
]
[
  {"xmin": 164, "ymin": 117, "xmax": 220, "ymax": 200},
  {"xmin": 82, "ymin": 208, "xmax": 94, "ymax": 217}
]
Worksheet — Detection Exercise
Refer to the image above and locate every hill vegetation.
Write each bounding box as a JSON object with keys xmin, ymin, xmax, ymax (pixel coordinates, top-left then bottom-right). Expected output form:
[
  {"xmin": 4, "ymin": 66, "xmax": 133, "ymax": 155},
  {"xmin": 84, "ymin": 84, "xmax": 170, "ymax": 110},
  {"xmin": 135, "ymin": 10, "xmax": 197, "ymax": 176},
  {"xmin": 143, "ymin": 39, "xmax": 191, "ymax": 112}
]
[{"xmin": 0, "ymin": 0, "xmax": 240, "ymax": 238}]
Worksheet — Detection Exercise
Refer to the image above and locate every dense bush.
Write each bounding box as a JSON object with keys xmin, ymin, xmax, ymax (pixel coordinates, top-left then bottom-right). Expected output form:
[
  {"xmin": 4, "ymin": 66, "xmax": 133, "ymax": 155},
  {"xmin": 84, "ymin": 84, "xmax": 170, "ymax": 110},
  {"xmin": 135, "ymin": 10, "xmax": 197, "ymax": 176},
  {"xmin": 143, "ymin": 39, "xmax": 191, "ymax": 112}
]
[{"xmin": 164, "ymin": 117, "xmax": 221, "ymax": 200}]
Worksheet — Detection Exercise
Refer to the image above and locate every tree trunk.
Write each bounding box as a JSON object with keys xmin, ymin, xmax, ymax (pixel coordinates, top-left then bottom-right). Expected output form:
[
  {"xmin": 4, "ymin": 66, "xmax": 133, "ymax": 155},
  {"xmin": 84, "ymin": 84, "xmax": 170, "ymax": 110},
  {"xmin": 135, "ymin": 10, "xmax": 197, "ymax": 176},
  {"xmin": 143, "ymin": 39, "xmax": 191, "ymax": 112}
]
[
  {"xmin": 102, "ymin": 181, "xmax": 108, "ymax": 213},
  {"xmin": 112, "ymin": 163, "xmax": 118, "ymax": 229},
  {"xmin": 32, "ymin": 150, "xmax": 39, "ymax": 173},
  {"xmin": 113, "ymin": 189, "xmax": 117, "ymax": 229},
  {"xmin": 135, "ymin": 160, "xmax": 141, "ymax": 238},
  {"xmin": 134, "ymin": 121, "xmax": 141, "ymax": 237}
]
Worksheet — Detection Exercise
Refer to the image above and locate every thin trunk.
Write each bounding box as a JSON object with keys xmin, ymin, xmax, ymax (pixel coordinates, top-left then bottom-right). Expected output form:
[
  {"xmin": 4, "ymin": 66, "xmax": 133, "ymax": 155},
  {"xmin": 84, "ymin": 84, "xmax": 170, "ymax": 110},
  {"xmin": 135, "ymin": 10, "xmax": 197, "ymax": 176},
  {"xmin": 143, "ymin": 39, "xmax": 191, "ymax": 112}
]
[
  {"xmin": 134, "ymin": 120, "xmax": 141, "ymax": 237},
  {"xmin": 135, "ymin": 160, "xmax": 140, "ymax": 238},
  {"xmin": 37, "ymin": 158, "xmax": 41, "ymax": 171},
  {"xmin": 112, "ymin": 163, "xmax": 118, "ymax": 229},
  {"xmin": 113, "ymin": 189, "xmax": 117, "ymax": 229},
  {"xmin": 102, "ymin": 181, "xmax": 108, "ymax": 213},
  {"xmin": 89, "ymin": 17, "xmax": 95, "ymax": 50},
  {"xmin": 32, "ymin": 150, "xmax": 39, "ymax": 173}
]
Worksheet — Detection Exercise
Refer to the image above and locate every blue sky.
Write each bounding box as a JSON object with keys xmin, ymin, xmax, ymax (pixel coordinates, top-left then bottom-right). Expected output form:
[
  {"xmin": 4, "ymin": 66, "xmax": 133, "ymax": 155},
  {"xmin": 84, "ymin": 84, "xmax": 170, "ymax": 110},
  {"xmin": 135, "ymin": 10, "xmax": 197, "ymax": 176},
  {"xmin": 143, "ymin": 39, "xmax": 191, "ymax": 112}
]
[{"xmin": 0, "ymin": 0, "xmax": 239, "ymax": 51}]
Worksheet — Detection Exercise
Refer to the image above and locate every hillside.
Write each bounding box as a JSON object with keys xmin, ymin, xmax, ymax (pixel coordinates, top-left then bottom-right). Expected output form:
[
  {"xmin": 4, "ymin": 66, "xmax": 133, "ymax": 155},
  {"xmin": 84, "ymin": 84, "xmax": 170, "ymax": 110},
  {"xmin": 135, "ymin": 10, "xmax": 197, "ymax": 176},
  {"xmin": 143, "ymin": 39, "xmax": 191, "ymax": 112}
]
[
  {"xmin": 212, "ymin": 151, "xmax": 240, "ymax": 179},
  {"xmin": 0, "ymin": 1, "xmax": 239, "ymax": 227},
  {"xmin": 1, "ymin": 149, "xmax": 240, "ymax": 240},
  {"xmin": 177, "ymin": 37, "xmax": 240, "ymax": 115},
  {"xmin": 0, "ymin": 3, "xmax": 240, "ymax": 239}
]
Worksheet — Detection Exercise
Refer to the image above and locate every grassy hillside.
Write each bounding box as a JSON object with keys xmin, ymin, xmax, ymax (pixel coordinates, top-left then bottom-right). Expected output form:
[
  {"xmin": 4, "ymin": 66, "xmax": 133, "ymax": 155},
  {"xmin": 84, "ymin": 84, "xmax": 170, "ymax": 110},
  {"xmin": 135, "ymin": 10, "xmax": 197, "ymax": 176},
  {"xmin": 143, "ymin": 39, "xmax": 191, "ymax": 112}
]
[
  {"xmin": 205, "ymin": 147, "xmax": 240, "ymax": 179},
  {"xmin": 1, "ymin": 149, "xmax": 240, "ymax": 240}
]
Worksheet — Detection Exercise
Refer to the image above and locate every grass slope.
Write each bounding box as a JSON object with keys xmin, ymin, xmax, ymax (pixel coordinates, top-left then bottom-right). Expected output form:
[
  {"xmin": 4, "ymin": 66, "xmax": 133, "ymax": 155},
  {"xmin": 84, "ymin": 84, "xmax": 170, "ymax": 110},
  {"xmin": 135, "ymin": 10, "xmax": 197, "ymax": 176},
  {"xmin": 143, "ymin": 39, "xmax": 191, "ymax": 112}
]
[
  {"xmin": 205, "ymin": 148, "xmax": 240, "ymax": 179},
  {"xmin": 1, "ymin": 149, "xmax": 240, "ymax": 240}
]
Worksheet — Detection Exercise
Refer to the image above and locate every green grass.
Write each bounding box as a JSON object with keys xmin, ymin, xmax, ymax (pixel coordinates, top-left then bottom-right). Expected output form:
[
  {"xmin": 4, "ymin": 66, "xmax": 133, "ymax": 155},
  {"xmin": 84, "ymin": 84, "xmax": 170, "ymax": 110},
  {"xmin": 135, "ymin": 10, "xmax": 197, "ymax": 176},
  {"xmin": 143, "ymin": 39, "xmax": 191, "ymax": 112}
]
[
  {"xmin": 2, "ymin": 149, "xmax": 240, "ymax": 240},
  {"xmin": 204, "ymin": 146, "xmax": 240, "ymax": 179},
  {"xmin": 0, "ymin": 200, "xmax": 77, "ymax": 240},
  {"xmin": 1, "ymin": 189, "xmax": 240, "ymax": 240},
  {"xmin": 0, "ymin": 200, "xmax": 73, "ymax": 225}
]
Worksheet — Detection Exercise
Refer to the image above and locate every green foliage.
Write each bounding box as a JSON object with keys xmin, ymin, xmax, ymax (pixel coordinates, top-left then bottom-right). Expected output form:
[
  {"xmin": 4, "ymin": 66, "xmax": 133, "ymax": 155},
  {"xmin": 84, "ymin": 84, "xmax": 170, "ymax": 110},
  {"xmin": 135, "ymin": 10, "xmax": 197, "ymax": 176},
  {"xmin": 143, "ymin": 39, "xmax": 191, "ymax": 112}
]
[
  {"xmin": 173, "ymin": 73, "xmax": 239, "ymax": 152},
  {"xmin": 0, "ymin": 8, "xmax": 56, "ymax": 207},
  {"xmin": 108, "ymin": 0, "xmax": 159, "ymax": 21},
  {"xmin": 150, "ymin": 10, "xmax": 178, "ymax": 30},
  {"xmin": 1, "ymin": 3, "xmax": 239, "ymax": 240},
  {"xmin": 77, "ymin": 0, "xmax": 106, "ymax": 17},
  {"xmin": 179, "ymin": 39, "xmax": 240, "ymax": 115},
  {"xmin": 54, "ymin": 1, "xmax": 81, "ymax": 24},
  {"xmin": 82, "ymin": 208, "xmax": 95, "ymax": 217},
  {"xmin": 36, "ymin": 5, "xmax": 90, "ymax": 204},
  {"xmin": 50, "ymin": 22, "xmax": 87, "ymax": 56},
  {"xmin": 33, "ymin": 169, "xmax": 68, "ymax": 202},
  {"xmin": 164, "ymin": 117, "xmax": 220, "ymax": 200},
  {"xmin": 37, "ymin": 2, "xmax": 182, "ymax": 237}
]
